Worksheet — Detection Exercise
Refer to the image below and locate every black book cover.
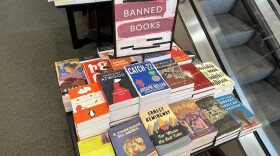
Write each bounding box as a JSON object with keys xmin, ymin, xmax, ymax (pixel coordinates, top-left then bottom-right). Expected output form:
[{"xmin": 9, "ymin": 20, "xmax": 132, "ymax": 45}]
[{"xmin": 97, "ymin": 69, "xmax": 138, "ymax": 106}]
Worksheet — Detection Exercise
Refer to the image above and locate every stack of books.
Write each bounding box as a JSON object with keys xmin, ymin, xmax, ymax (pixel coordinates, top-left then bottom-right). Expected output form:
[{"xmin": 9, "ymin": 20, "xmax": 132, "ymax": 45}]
[
  {"xmin": 125, "ymin": 61, "xmax": 171, "ymax": 113},
  {"xmin": 54, "ymin": 58, "xmax": 88, "ymax": 112},
  {"xmin": 83, "ymin": 59, "xmax": 113, "ymax": 84},
  {"xmin": 153, "ymin": 59, "xmax": 194, "ymax": 104},
  {"xmin": 195, "ymin": 62, "xmax": 235, "ymax": 98},
  {"xmin": 69, "ymin": 84, "xmax": 110, "ymax": 140},
  {"xmin": 216, "ymin": 94, "xmax": 262, "ymax": 137},
  {"xmin": 97, "ymin": 70, "xmax": 140, "ymax": 127},
  {"xmin": 144, "ymin": 52, "xmax": 171, "ymax": 63},
  {"xmin": 109, "ymin": 117, "xmax": 158, "ymax": 156},
  {"xmin": 169, "ymin": 100, "xmax": 218, "ymax": 152},
  {"xmin": 180, "ymin": 63, "xmax": 215, "ymax": 101},
  {"xmin": 166, "ymin": 43, "xmax": 192, "ymax": 65},
  {"xmin": 196, "ymin": 96, "xmax": 241, "ymax": 146},
  {"xmin": 139, "ymin": 105, "xmax": 192, "ymax": 156},
  {"xmin": 77, "ymin": 132, "xmax": 115, "ymax": 156}
]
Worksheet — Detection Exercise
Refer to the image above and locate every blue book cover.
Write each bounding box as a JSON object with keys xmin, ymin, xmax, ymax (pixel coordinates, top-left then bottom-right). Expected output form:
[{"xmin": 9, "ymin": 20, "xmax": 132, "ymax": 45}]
[
  {"xmin": 216, "ymin": 94, "xmax": 261, "ymax": 131},
  {"xmin": 109, "ymin": 117, "xmax": 158, "ymax": 156},
  {"xmin": 124, "ymin": 61, "xmax": 170, "ymax": 97}
]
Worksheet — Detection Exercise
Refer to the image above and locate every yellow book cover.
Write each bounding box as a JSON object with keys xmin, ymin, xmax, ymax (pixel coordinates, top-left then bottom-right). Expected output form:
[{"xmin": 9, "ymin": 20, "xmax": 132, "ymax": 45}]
[{"xmin": 78, "ymin": 133, "xmax": 116, "ymax": 156}]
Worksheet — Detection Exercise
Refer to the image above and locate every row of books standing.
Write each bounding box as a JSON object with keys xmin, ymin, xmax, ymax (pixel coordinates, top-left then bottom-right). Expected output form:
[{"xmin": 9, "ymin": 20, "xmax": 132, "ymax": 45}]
[{"xmin": 54, "ymin": 43, "xmax": 262, "ymax": 155}]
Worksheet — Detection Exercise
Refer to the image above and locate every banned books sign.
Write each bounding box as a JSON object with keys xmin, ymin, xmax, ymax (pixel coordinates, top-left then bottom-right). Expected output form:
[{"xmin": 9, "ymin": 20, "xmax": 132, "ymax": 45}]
[{"xmin": 114, "ymin": 0, "xmax": 178, "ymax": 57}]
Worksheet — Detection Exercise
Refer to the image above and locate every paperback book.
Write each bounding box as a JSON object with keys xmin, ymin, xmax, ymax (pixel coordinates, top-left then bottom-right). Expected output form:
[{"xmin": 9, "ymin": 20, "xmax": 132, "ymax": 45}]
[
  {"xmin": 109, "ymin": 117, "xmax": 158, "ymax": 156},
  {"xmin": 78, "ymin": 133, "xmax": 116, "ymax": 156},
  {"xmin": 110, "ymin": 57, "xmax": 132, "ymax": 70},
  {"xmin": 139, "ymin": 105, "xmax": 192, "ymax": 156},
  {"xmin": 196, "ymin": 96, "xmax": 241, "ymax": 139},
  {"xmin": 165, "ymin": 43, "xmax": 192, "ymax": 65}
]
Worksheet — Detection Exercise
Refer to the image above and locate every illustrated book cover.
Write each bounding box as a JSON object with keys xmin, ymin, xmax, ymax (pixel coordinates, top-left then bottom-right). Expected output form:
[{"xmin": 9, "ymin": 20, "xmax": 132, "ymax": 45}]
[
  {"xmin": 97, "ymin": 70, "xmax": 139, "ymax": 106},
  {"xmin": 139, "ymin": 105, "xmax": 192, "ymax": 155},
  {"xmin": 153, "ymin": 58, "xmax": 193, "ymax": 90},
  {"xmin": 78, "ymin": 132, "xmax": 116, "ymax": 156},
  {"xmin": 69, "ymin": 83, "xmax": 109, "ymax": 124},
  {"xmin": 169, "ymin": 100, "xmax": 217, "ymax": 140},
  {"xmin": 195, "ymin": 62, "xmax": 235, "ymax": 90},
  {"xmin": 196, "ymin": 96, "xmax": 241, "ymax": 138},
  {"xmin": 124, "ymin": 61, "xmax": 170, "ymax": 97},
  {"xmin": 83, "ymin": 59, "xmax": 113, "ymax": 84},
  {"xmin": 216, "ymin": 94, "xmax": 262, "ymax": 132},
  {"xmin": 109, "ymin": 117, "xmax": 158, "ymax": 156}
]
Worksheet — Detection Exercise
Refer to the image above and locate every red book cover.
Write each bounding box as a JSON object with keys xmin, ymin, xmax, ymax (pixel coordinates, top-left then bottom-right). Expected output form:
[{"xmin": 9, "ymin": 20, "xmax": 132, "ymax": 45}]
[
  {"xmin": 69, "ymin": 84, "xmax": 109, "ymax": 124},
  {"xmin": 165, "ymin": 43, "xmax": 191, "ymax": 65},
  {"xmin": 180, "ymin": 63, "xmax": 214, "ymax": 93},
  {"xmin": 83, "ymin": 59, "xmax": 113, "ymax": 84}
]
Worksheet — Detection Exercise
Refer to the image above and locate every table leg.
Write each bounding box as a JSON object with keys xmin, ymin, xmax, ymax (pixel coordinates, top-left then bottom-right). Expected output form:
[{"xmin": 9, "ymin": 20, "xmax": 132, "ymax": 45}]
[{"xmin": 66, "ymin": 7, "xmax": 80, "ymax": 49}]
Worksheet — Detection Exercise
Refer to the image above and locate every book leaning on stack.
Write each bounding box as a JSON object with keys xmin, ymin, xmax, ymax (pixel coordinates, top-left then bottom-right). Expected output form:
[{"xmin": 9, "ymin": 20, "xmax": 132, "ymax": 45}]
[
  {"xmin": 153, "ymin": 58, "xmax": 194, "ymax": 104},
  {"xmin": 125, "ymin": 61, "xmax": 171, "ymax": 113},
  {"xmin": 97, "ymin": 70, "xmax": 140, "ymax": 126},
  {"xmin": 195, "ymin": 62, "xmax": 235, "ymax": 98},
  {"xmin": 196, "ymin": 96, "xmax": 241, "ymax": 146},
  {"xmin": 216, "ymin": 94, "xmax": 262, "ymax": 138},
  {"xmin": 139, "ymin": 105, "xmax": 192, "ymax": 156},
  {"xmin": 169, "ymin": 100, "xmax": 218, "ymax": 152},
  {"xmin": 69, "ymin": 84, "xmax": 110, "ymax": 141}
]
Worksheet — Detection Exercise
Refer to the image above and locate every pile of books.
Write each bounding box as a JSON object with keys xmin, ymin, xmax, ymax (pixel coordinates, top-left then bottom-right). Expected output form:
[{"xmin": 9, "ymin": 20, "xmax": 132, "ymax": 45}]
[
  {"xmin": 125, "ymin": 61, "xmax": 171, "ymax": 113},
  {"xmin": 97, "ymin": 70, "xmax": 140, "ymax": 126},
  {"xmin": 153, "ymin": 59, "xmax": 194, "ymax": 104},
  {"xmin": 195, "ymin": 62, "xmax": 235, "ymax": 98},
  {"xmin": 69, "ymin": 84, "xmax": 110, "ymax": 140}
]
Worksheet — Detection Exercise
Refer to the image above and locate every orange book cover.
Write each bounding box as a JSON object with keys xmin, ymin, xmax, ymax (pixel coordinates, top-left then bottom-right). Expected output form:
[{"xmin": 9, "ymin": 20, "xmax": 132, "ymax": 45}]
[
  {"xmin": 110, "ymin": 57, "xmax": 132, "ymax": 70},
  {"xmin": 69, "ymin": 84, "xmax": 109, "ymax": 124},
  {"xmin": 166, "ymin": 43, "xmax": 191, "ymax": 64}
]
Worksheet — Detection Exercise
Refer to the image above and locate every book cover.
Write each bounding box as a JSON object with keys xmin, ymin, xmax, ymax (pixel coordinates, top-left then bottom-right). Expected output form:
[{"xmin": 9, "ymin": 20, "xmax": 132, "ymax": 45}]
[
  {"xmin": 216, "ymin": 94, "xmax": 262, "ymax": 131},
  {"xmin": 180, "ymin": 63, "xmax": 214, "ymax": 93},
  {"xmin": 110, "ymin": 57, "xmax": 132, "ymax": 70},
  {"xmin": 139, "ymin": 105, "xmax": 191, "ymax": 155},
  {"xmin": 124, "ymin": 61, "xmax": 170, "ymax": 97},
  {"xmin": 109, "ymin": 117, "xmax": 158, "ymax": 156},
  {"xmin": 169, "ymin": 100, "xmax": 217, "ymax": 140},
  {"xmin": 153, "ymin": 59, "xmax": 193, "ymax": 90},
  {"xmin": 144, "ymin": 52, "xmax": 171, "ymax": 63},
  {"xmin": 55, "ymin": 59, "xmax": 88, "ymax": 112},
  {"xmin": 196, "ymin": 97, "xmax": 240, "ymax": 138},
  {"xmin": 69, "ymin": 84, "xmax": 109, "ymax": 124},
  {"xmin": 98, "ymin": 49, "xmax": 115, "ymax": 60},
  {"xmin": 83, "ymin": 59, "xmax": 113, "ymax": 84},
  {"xmin": 97, "ymin": 70, "xmax": 138, "ymax": 106},
  {"xmin": 165, "ymin": 43, "xmax": 191, "ymax": 65},
  {"xmin": 78, "ymin": 132, "xmax": 116, "ymax": 156},
  {"xmin": 195, "ymin": 62, "xmax": 235, "ymax": 90}
]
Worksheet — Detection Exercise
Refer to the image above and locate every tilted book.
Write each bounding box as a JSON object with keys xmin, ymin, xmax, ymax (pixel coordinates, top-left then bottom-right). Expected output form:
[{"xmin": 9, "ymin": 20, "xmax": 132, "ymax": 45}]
[
  {"xmin": 139, "ymin": 105, "xmax": 192, "ymax": 155},
  {"xmin": 97, "ymin": 70, "xmax": 139, "ymax": 108},
  {"xmin": 196, "ymin": 96, "xmax": 241, "ymax": 139},
  {"xmin": 169, "ymin": 100, "xmax": 218, "ymax": 141},
  {"xmin": 165, "ymin": 43, "xmax": 192, "ymax": 65},
  {"xmin": 109, "ymin": 117, "xmax": 158, "ymax": 156},
  {"xmin": 153, "ymin": 59, "xmax": 194, "ymax": 91},
  {"xmin": 83, "ymin": 59, "xmax": 113, "ymax": 84},
  {"xmin": 124, "ymin": 61, "xmax": 170, "ymax": 98},
  {"xmin": 55, "ymin": 59, "xmax": 88, "ymax": 112},
  {"xmin": 195, "ymin": 62, "xmax": 235, "ymax": 91},
  {"xmin": 216, "ymin": 94, "xmax": 262, "ymax": 133},
  {"xmin": 180, "ymin": 63, "xmax": 214, "ymax": 94},
  {"xmin": 69, "ymin": 84, "xmax": 109, "ymax": 124},
  {"xmin": 78, "ymin": 133, "xmax": 116, "ymax": 156}
]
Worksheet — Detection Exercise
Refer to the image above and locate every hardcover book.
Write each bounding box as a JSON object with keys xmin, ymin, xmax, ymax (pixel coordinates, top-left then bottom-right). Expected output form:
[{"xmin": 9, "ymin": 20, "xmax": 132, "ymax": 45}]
[
  {"xmin": 216, "ymin": 94, "xmax": 262, "ymax": 132},
  {"xmin": 78, "ymin": 133, "xmax": 116, "ymax": 156},
  {"xmin": 124, "ymin": 61, "xmax": 170, "ymax": 97},
  {"xmin": 69, "ymin": 84, "xmax": 109, "ymax": 124},
  {"xmin": 97, "ymin": 70, "xmax": 139, "ymax": 107},
  {"xmin": 195, "ymin": 62, "xmax": 235, "ymax": 91},
  {"xmin": 109, "ymin": 117, "xmax": 158, "ymax": 156},
  {"xmin": 139, "ymin": 105, "xmax": 192, "ymax": 155},
  {"xmin": 180, "ymin": 63, "xmax": 214, "ymax": 94},
  {"xmin": 165, "ymin": 43, "xmax": 192, "ymax": 65},
  {"xmin": 83, "ymin": 59, "xmax": 113, "ymax": 84},
  {"xmin": 55, "ymin": 59, "xmax": 87, "ymax": 112},
  {"xmin": 169, "ymin": 100, "xmax": 217, "ymax": 140},
  {"xmin": 153, "ymin": 59, "xmax": 193, "ymax": 90},
  {"xmin": 196, "ymin": 96, "xmax": 241, "ymax": 138}
]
